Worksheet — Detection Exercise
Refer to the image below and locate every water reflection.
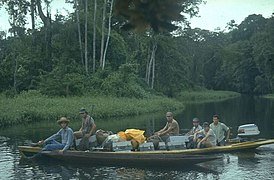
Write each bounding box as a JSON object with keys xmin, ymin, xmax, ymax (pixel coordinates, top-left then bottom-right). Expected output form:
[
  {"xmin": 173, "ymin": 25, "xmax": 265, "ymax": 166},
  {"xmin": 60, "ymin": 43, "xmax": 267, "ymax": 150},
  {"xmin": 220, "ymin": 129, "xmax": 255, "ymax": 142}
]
[
  {"xmin": 2, "ymin": 137, "xmax": 274, "ymax": 179},
  {"xmin": 179, "ymin": 95, "xmax": 274, "ymax": 138},
  {"xmin": 0, "ymin": 137, "xmax": 14, "ymax": 179},
  {"xmin": 17, "ymin": 157, "xmax": 74, "ymax": 180}
]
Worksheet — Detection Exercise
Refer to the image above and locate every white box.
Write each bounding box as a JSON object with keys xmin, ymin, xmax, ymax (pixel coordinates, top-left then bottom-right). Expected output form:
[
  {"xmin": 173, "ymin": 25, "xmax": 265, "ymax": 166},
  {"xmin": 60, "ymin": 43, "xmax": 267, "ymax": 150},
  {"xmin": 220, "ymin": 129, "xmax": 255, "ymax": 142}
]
[
  {"xmin": 112, "ymin": 141, "xmax": 132, "ymax": 152},
  {"xmin": 158, "ymin": 142, "xmax": 167, "ymax": 150},
  {"xmin": 167, "ymin": 141, "xmax": 186, "ymax": 150},
  {"xmin": 139, "ymin": 142, "xmax": 154, "ymax": 151},
  {"xmin": 167, "ymin": 136, "xmax": 189, "ymax": 143}
]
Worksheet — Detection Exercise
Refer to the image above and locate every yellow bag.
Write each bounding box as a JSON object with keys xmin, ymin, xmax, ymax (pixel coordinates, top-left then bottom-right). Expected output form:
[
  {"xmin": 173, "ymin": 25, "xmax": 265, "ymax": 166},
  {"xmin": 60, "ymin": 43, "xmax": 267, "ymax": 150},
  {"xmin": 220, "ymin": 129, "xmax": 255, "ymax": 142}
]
[{"xmin": 124, "ymin": 129, "xmax": 146, "ymax": 144}]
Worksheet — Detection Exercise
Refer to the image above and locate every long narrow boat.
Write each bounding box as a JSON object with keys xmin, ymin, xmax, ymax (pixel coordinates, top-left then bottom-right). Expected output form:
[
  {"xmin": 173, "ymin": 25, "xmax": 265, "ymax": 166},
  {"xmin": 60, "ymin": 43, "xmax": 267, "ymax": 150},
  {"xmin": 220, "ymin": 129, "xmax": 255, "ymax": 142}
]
[
  {"xmin": 18, "ymin": 146, "xmax": 221, "ymax": 167},
  {"xmin": 170, "ymin": 138, "xmax": 274, "ymax": 155},
  {"xmin": 18, "ymin": 139, "xmax": 274, "ymax": 167}
]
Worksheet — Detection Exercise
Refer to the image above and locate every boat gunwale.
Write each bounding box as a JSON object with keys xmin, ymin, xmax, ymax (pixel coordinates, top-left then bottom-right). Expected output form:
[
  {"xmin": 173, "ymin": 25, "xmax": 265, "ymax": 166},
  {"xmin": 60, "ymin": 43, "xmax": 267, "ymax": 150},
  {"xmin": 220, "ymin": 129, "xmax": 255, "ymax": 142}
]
[{"xmin": 18, "ymin": 138, "xmax": 274, "ymax": 155}]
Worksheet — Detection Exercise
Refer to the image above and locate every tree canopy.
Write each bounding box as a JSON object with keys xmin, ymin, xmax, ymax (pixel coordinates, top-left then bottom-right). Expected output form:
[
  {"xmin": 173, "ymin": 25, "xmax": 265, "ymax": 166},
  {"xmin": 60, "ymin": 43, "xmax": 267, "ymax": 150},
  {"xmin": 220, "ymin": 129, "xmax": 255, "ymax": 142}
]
[{"xmin": 0, "ymin": 0, "xmax": 274, "ymax": 97}]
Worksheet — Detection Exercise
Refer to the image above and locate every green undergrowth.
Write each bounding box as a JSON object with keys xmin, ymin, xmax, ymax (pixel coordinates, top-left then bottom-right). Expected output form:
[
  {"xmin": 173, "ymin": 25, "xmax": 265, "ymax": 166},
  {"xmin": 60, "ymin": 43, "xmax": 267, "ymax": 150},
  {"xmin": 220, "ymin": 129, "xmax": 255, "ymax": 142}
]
[
  {"xmin": 0, "ymin": 91, "xmax": 184, "ymax": 127},
  {"xmin": 262, "ymin": 94, "xmax": 274, "ymax": 99},
  {"xmin": 176, "ymin": 90, "xmax": 241, "ymax": 103}
]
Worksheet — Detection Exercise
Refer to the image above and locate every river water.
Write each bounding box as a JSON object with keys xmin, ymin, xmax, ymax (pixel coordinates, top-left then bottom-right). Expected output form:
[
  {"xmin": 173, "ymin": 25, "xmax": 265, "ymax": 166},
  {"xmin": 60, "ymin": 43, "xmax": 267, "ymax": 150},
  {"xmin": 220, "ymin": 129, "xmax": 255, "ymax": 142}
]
[{"xmin": 0, "ymin": 95, "xmax": 274, "ymax": 180}]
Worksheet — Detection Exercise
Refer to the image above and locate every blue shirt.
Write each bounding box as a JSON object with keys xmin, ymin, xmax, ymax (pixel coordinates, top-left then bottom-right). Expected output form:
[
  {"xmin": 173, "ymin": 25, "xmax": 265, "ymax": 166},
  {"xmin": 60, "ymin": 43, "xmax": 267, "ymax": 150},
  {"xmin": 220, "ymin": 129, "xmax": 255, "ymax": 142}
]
[{"xmin": 44, "ymin": 127, "xmax": 74, "ymax": 151}]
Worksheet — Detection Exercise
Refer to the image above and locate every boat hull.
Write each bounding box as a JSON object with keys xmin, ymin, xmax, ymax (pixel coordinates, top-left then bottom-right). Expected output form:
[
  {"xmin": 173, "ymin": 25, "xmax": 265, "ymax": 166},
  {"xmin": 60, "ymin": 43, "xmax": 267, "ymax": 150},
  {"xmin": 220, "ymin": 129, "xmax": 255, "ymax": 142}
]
[
  {"xmin": 42, "ymin": 151, "xmax": 221, "ymax": 167},
  {"xmin": 18, "ymin": 139, "xmax": 274, "ymax": 167},
  {"xmin": 18, "ymin": 146, "xmax": 220, "ymax": 167}
]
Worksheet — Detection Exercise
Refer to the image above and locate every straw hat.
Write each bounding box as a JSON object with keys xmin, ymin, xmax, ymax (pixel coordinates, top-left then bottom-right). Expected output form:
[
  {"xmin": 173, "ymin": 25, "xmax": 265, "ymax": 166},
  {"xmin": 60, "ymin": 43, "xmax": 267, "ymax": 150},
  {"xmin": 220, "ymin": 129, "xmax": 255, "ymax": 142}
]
[{"xmin": 57, "ymin": 117, "xmax": 70, "ymax": 124}]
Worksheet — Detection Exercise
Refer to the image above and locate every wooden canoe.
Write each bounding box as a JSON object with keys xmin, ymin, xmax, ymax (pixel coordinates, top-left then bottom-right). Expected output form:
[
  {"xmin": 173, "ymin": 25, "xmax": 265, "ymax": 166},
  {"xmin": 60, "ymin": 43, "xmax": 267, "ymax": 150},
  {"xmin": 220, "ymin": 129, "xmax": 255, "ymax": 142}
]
[
  {"xmin": 161, "ymin": 138, "xmax": 274, "ymax": 155},
  {"xmin": 18, "ymin": 139, "xmax": 274, "ymax": 167},
  {"xmin": 18, "ymin": 146, "xmax": 221, "ymax": 167}
]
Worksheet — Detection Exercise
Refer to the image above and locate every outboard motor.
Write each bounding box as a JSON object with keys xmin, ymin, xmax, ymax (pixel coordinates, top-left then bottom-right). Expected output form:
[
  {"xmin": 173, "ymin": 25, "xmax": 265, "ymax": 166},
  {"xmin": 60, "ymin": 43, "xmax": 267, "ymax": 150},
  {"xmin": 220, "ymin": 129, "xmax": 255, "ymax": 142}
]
[
  {"xmin": 237, "ymin": 124, "xmax": 260, "ymax": 141},
  {"xmin": 237, "ymin": 124, "xmax": 260, "ymax": 137}
]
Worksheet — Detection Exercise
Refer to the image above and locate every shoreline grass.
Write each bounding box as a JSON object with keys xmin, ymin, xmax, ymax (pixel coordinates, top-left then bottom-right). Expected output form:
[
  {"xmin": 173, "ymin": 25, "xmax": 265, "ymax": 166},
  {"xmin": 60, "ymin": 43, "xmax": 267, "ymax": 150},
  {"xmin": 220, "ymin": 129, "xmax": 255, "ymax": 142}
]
[
  {"xmin": 0, "ymin": 91, "xmax": 184, "ymax": 127},
  {"xmin": 176, "ymin": 90, "xmax": 241, "ymax": 104},
  {"xmin": 262, "ymin": 94, "xmax": 274, "ymax": 99},
  {"xmin": 0, "ymin": 90, "xmax": 240, "ymax": 128}
]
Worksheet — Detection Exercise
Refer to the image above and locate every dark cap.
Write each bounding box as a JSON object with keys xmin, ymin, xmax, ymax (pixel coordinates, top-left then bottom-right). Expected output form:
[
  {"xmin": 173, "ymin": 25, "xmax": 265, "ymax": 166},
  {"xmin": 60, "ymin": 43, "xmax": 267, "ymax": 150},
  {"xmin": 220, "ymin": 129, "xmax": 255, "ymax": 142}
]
[
  {"xmin": 79, "ymin": 108, "xmax": 88, "ymax": 114},
  {"xmin": 192, "ymin": 118, "xmax": 199, "ymax": 123},
  {"xmin": 203, "ymin": 122, "xmax": 209, "ymax": 127}
]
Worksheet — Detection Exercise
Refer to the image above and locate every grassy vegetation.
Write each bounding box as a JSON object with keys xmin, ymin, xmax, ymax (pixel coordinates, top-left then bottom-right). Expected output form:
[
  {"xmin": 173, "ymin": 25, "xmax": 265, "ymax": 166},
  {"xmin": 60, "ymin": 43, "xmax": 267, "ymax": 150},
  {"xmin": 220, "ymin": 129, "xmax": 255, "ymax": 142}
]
[
  {"xmin": 176, "ymin": 90, "xmax": 241, "ymax": 103},
  {"xmin": 0, "ymin": 90, "xmax": 184, "ymax": 127},
  {"xmin": 262, "ymin": 94, "xmax": 274, "ymax": 99},
  {"xmin": 0, "ymin": 90, "xmax": 241, "ymax": 128}
]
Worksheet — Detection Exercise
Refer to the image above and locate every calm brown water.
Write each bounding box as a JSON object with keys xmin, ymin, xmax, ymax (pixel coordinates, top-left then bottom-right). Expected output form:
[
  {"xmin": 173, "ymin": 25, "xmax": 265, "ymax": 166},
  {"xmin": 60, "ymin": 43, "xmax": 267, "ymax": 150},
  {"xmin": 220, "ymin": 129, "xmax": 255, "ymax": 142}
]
[{"xmin": 1, "ymin": 95, "xmax": 274, "ymax": 180}]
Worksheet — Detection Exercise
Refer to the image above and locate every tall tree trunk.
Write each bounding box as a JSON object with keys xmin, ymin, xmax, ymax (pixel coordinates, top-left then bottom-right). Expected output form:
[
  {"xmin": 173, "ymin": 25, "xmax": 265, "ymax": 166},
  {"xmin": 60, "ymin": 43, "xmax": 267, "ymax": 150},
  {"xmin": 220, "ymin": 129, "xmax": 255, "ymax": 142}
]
[
  {"xmin": 102, "ymin": 0, "xmax": 113, "ymax": 70},
  {"xmin": 84, "ymin": 0, "xmax": 88, "ymax": 74},
  {"xmin": 92, "ymin": 0, "xmax": 97, "ymax": 73},
  {"xmin": 13, "ymin": 57, "xmax": 18, "ymax": 93},
  {"xmin": 146, "ymin": 40, "xmax": 157, "ymax": 88},
  {"xmin": 30, "ymin": 0, "xmax": 35, "ymax": 35},
  {"xmin": 75, "ymin": 0, "xmax": 84, "ymax": 65},
  {"xmin": 151, "ymin": 45, "xmax": 156, "ymax": 89},
  {"xmin": 36, "ymin": 0, "xmax": 52, "ymax": 70},
  {"xmin": 100, "ymin": 0, "xmax": 107, "ymax": 68},
  {"xmin": 145, "ymin": 46, "xmax": 151, "ymax": 83}
]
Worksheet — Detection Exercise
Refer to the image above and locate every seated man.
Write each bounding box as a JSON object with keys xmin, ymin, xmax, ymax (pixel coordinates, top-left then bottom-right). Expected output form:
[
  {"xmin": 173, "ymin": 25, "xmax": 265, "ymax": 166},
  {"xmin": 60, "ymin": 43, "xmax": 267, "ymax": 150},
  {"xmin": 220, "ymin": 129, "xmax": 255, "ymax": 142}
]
[
  {"xmin": 74, "ymin": 108, "xmax": 97, "ymax": 150},
  {"xmin": 186, "ymin": 118, "xmax": 203, "ymax": 136},
  {"xmin": 37, "ymin": 117, "xmax": 74, "ymax": 153},
  {"xmin": 193, "ymin": 122, "xmax": 216, "ymax": 148},
  {"xmin": 148, "ymin": 112, "xmax": 179, "ymax": 149},
  {"xmin": 185, "ymin": 118, "xmax": 203, "ymax": 148}
]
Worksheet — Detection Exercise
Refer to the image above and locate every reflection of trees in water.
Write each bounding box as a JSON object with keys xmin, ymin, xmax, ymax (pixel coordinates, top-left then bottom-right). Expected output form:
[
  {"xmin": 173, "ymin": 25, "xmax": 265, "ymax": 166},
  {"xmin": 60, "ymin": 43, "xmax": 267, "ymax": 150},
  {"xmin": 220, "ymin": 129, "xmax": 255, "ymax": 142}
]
[
  {"xmin": 17, "ymin": 157, "xmax": 76, "ymax": 180},
  {"xmin": 0, "ymin": 137, "xmax": 15, "ymax": 180},
  {"xmin": 179, "ymin": 96, "xmax": 274, "ymax": 139}
]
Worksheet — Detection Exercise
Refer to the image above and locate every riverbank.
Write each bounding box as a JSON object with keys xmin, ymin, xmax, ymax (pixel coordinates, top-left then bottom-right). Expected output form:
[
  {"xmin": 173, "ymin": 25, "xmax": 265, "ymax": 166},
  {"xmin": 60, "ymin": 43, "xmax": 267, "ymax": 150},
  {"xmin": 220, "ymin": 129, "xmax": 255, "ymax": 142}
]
[
  {"xmin": 176, "ymin": 90, "xmax": 241, "ymax": 103},
  {"xmin": 0, "ymin": 90, "xmax": 240, "ymax": 127},
  {"xmin": 0, "ymin": 91, "xmax": 184, "ymax": 127},
  {"xmin": 262, "ymin": 94, "xmax": 274, "ymax": 99}
]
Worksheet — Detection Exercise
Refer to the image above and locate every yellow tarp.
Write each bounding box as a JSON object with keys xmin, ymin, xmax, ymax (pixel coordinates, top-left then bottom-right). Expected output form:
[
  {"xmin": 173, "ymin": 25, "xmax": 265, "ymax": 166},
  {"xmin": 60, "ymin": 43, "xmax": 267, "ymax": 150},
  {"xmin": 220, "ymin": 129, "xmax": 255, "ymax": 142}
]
[{"xmin": 117, "ymin": 129, "xmax": 146, "ymax": 144}]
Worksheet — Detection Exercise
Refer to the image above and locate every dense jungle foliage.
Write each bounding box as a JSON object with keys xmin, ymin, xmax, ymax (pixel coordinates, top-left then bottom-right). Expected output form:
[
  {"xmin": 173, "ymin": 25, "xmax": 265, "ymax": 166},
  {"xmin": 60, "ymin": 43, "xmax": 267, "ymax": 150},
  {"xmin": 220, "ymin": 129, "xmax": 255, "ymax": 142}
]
[{"xmin": 0, "ymin": 0, "xmax": 274, "ymax": 98}]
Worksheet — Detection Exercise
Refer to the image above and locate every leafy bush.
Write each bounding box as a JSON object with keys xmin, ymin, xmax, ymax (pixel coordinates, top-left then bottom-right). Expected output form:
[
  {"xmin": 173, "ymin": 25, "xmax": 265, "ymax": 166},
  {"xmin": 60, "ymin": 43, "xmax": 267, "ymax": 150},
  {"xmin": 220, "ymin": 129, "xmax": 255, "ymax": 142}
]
[
  {"xmin": 38, "ymin": 68, "xmax": 86, "ymax": 96},
  {"xmin": 100, "ymin": 64, "xmax": 149, "ymax": 98}
]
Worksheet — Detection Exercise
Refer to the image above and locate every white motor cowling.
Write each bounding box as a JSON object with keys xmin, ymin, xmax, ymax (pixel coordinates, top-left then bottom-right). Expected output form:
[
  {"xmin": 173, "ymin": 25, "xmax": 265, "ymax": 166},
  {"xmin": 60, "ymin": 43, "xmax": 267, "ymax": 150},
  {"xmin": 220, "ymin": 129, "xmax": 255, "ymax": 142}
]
[{"xmin": 237, "ymin": 124, "xmax": 260, "ymax": 137}]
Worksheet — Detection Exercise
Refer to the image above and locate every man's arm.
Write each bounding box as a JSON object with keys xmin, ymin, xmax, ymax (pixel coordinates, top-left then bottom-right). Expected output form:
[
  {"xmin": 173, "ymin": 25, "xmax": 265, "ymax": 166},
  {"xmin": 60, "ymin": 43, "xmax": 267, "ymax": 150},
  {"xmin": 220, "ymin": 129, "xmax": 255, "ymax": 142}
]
[
  {"xmin": 79, "ymin": 120, "xmax": 83, "ymax": 131},
  {"xmin": 223, "ymin": 123, "xmax": 230, "ymax": 141},
  {"xmin": 226, "ymin": 129, "xmax": 231, "ymax": 141},
  {"xmin": 87, "ymin": 123, "xmax": 96, "ymax": 137},
  {"xmin": 43, "ymin": 129, "xmax": 62, "ymax": 144},
  {"xmin": 186, "ymin": 127, "xmax": 193, "ymax": 136},
  {"xmin": 158, "ymin": 122, "xmax": 175, "ymax": 136},
  {"xmin": 62, "ymin": 128, "xmax": 74, "ymax": 151},
  {"xmin": 199, "ymin": 133, "xmax": 209, "ymax": 143},
  {"xmin": 155, "ymin": 123, "xmax": 168, "ymax": 135},
  {"xmin": 193, "ymin": 131, "xmax": 199, "ymax": 141}
]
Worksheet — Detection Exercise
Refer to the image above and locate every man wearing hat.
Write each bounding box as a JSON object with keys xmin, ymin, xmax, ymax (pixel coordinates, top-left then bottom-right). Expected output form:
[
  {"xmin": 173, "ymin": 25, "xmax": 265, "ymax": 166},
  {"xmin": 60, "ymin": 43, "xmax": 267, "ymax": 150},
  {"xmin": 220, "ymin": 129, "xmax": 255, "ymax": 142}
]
[
  {"xmin": 186, "ymin": 117, "xmax": 203, "ymax": 136},
  {"xmin": 185, "ymin": 118, "xmax": 203, "ymax": 149},
  {"xmin": 193, "ymin": 122, "xmax": 216, "ymax": 148},
  {"xmin": 37, "ymin": 117, "xmax": 74, "ymax": 153},
  {"xmin": 74, "ymin": 108, "xmax": 96, "ymax": 140}
]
